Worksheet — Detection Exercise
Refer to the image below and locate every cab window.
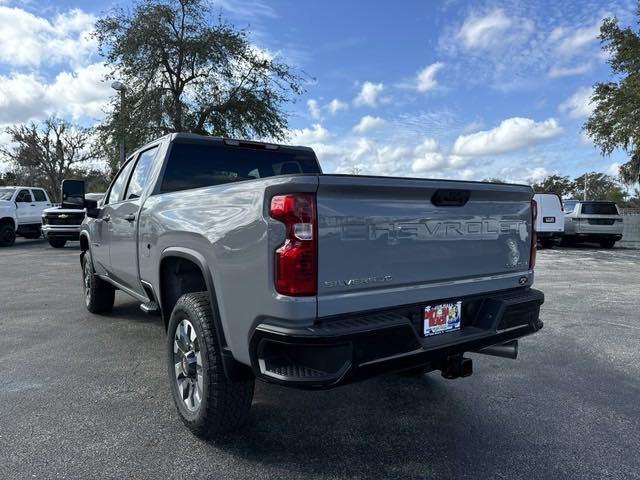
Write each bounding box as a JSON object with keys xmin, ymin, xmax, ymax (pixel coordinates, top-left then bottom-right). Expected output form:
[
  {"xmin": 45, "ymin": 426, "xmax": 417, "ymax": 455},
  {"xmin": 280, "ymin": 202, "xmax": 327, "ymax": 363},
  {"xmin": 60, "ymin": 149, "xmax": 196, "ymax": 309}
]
[
  {"xmin": 125, "ymin": 146, "xmax": 158, "ymax": 200},
  {"xmin": 105, "ymin": 160, "xmax": 135, "ymax": 204},
  {"xmin": 16, "ymin": 189, "xmax": 32, "ymax": 203}
]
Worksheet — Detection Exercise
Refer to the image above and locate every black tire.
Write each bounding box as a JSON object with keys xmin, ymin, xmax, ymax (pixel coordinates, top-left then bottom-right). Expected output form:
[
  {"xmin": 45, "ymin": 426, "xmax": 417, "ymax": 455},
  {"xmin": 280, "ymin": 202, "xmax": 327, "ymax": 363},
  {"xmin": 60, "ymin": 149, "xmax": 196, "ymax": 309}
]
[
  {"xmin": 49, "ymin": 238, "xmax": 67, "ymax": 248},
  {"xmin": 600, "ymin": 239, "xmax": 616, "ymax": 249},
  {"xmin": 560, "ymin": 237, "xmax": 574, "ymax": 247},
  {"xmin": 167, "ymin": 292, "xmax": 254, "ymax": 438},
  {"xmin": 82, "ymin": 251, "xmax": 115, "ymax": 313},
  {"xmin": 0, "ymin": 224, "xmax": 16, "ymax": 247},
  {"xmin": 539, "ymin": 239, "xmax": 554, "ymax": 249}
]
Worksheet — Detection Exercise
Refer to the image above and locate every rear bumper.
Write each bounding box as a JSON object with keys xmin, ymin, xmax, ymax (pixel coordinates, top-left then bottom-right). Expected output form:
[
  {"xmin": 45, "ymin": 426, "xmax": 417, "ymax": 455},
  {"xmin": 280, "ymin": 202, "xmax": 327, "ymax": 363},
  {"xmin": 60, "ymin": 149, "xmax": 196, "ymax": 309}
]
[
  {"xmin": 537, "ymin": 231, "xmax": 563, "ymax": 239},
  {"xmin": 249, "ymin": 287, "xmax": 544, "ymax": 389},
  {"xmin": 42, "ymin": 225, "xmax": 81, "ymax": 240},
  {"xmin": 569, "ymin": 233, "xmax": 622, "ymax": 241}
]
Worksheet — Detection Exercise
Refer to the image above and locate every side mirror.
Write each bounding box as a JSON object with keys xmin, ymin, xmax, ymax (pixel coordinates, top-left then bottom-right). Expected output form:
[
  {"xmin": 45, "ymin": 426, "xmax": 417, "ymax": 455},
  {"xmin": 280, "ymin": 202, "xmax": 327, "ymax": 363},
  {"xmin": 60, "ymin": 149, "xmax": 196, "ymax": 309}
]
[
  {"xmin": 61, "ymin": 179, "xmax": 86, "ymax": 209},
  {"xmin": 85, "ymin": 198, "xmax": 100, "ymax": 219}
]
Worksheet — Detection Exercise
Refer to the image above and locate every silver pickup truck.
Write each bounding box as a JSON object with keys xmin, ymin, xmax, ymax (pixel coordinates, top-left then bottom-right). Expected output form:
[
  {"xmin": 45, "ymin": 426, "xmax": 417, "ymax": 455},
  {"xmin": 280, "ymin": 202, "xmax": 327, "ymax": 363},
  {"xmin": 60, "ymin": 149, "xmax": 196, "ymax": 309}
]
[{"xmin": 73, "ymin": 133, "xmax": 544, "ymax": 438}]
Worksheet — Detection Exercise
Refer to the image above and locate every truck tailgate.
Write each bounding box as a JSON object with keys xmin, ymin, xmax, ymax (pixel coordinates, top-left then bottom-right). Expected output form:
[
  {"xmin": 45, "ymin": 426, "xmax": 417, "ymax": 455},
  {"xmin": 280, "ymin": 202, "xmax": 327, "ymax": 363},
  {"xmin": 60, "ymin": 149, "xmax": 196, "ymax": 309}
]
[{"xmin": 316, "ymin": 175, "xmax": 534, "ymax": 317}]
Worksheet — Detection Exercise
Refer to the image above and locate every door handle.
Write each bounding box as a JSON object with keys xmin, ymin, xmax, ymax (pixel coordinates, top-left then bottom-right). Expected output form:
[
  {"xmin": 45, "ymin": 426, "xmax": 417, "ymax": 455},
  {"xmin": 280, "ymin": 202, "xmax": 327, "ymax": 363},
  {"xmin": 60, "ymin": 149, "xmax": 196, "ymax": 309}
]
[
  {"xmin": 124, "ymin": 214, "xmax": 136, "ymax": 222},
  {"xmin": 31, "ymin": 204, "xmax": 36, "ymax": 206}
]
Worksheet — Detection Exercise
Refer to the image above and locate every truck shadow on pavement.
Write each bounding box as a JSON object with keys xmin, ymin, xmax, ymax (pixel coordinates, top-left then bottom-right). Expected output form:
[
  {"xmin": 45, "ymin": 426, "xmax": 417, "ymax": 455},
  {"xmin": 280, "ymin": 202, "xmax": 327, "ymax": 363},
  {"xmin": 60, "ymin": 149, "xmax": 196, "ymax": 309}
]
[{"xmin": 210, "ymin": 373, "xmax": 516, "ymax": 479}]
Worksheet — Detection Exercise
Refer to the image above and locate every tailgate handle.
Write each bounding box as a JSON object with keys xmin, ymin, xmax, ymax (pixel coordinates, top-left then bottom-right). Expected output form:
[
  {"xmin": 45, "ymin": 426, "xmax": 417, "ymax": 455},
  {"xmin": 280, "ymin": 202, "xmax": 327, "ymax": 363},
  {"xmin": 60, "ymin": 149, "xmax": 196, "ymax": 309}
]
[{"xmin": 431, "ymin": 190, "xmax": 470, "ymax": 207}]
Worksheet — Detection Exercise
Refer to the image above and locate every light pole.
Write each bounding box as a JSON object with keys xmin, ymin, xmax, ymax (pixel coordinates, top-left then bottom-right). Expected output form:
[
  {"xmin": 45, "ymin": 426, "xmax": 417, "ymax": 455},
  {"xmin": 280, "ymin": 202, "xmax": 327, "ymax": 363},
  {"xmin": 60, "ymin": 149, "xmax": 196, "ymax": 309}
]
[
  {"xmin": 111, "ymin": 81, "xmax": 127, "ymax": 168},
  {"xmin": 583, "ymin": 172, "xmax": 588, "ymax": 201}
]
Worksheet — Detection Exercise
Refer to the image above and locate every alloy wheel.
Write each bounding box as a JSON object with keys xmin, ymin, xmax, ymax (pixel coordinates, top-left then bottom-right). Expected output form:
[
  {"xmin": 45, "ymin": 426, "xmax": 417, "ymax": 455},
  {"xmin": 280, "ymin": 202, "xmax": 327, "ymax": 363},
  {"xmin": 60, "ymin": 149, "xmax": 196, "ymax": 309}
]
[{"xmin": 173, "ymin": 319, "xmax": 203, "ymax": 412}]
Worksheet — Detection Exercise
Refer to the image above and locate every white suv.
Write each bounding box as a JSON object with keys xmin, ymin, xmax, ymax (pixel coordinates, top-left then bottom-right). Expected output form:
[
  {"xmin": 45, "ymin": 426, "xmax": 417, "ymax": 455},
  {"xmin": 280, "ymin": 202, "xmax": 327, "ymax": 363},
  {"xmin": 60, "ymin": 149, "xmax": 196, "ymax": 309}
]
[{"xmin": 563, "ymin": 200, "xmax": 623, "ymax": 248}]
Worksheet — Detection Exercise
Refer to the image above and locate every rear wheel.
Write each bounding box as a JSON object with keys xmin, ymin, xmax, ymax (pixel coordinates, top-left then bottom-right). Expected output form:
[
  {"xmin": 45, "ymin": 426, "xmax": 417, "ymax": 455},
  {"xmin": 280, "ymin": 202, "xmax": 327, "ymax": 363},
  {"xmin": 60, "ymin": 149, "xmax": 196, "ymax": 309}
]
[
  {"xmin": 560, "ymin": 237, "xmax": 574, "ymax": 247},
  {"xmin": 82, "ymin": 251, "xmax": 115, "ymax": 313},
  {"xmin": 49, "ymin": 238, "xmax": 66, "ymax": 248},
  {"xmin": 167, "ymin": 292, "xmax": 254, "ymax": 438},
  {"xmin": 539, "ymin": 239, "xmax": 554, "ymax": 249},
  {"xmin": 600, "ymin": 239, "xmax": 616, "ymax": 249},
  {"xmin": 0, "ymin": 224, "xmax": 16, "ymax": 247}
]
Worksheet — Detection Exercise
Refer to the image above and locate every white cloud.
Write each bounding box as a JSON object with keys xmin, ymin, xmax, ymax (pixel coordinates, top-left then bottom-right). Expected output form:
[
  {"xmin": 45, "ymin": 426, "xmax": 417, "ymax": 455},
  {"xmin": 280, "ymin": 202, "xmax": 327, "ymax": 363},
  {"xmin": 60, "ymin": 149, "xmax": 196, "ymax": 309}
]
[
  {"xmin": 352, "ymin": 115, "xmax": 385, "ymax": 133},
  {"xmin": 456, "ymin": 9, "xmax": 514, "ymax": 49},
  {"xmin": 411, "ymin": 139, "xmax": 469, "ymax": 174},
  {"xmin": 307, "ymin": 98, "xmax": 349, "ymax": 119},
  {"xmin": 307, "ymin": 99, "xmax": 322, "ymax": 120},
  {"xmin": 452, "ymin": 117, "xmax": 562, "ymax": 156},
  {"xmin": 46, "ymin": 63, "xmax": 113, "ymax": 119},
  {"xmin": 354, "ymin": 81, "xmax": 384, "ymax": 107},
  {"xmin": 0, "ymin": 6, "xmax": 96, "ymax": 67},
  {"xmin": 606, "ymin": 162, "xmax": 621, "ymax": 178},
  {"xmin": 461, "ymin": 119, "xmax": 483, "ymax": 134},
  {"xmin": 559, "ymin": 86, "xmax": 594, "ymax": 118},
  {"xmin": 411, "ymin": 152, "xmax": 446, "ymax": 173},
  {"xmin": 548, "ymin": 63, "xmax": 592, "ymax": 78},
  {"xmin": 414, "ymin": 138, "xmax": 440, "ymax": 154},
  {"xmin": 288, "ymin": 123, "xmax": 330, "ymax": 145},
  {"xmin": 0, "ymin": 63, "xmax": 119, "ymax": 124},
  {"xmin": 217, "ymin": 0, "xmax": 279, "ymax": 19},
  {"xmin": 0, "ymin": 73, "xmax": 47, "ymax": 123},
  {"xmin": 327, "ymin": 98, "xmax": 348, "ymax": 115},
  {"xmin": 551, "ymin": 19, "xmax": 602, "ymax": 57},
  {"xmin": 415, "ymin": 62, "xmax": 444, "ymax": 92},
  {"xmin": 526, "ymin": 167, "xmax": 551, "ymax": 184}
]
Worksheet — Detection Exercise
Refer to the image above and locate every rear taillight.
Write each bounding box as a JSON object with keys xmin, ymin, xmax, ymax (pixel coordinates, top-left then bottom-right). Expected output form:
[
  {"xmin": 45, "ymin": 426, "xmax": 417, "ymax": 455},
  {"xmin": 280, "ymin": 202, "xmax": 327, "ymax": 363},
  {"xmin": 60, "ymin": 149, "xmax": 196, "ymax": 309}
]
[
  {"xmin": 270, "ymin": 193, "xmax": 317, "ymax": 296},
  {"xmin": 529, "ymin": 199, "xmax": 537, "ymax": 269}
]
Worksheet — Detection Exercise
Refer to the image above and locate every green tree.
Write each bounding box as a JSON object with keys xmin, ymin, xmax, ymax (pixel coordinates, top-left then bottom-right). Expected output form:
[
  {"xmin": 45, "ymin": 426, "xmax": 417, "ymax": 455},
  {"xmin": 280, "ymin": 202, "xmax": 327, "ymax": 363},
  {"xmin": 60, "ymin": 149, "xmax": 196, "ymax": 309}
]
[
  {"xmin": 571, "ymin": 172, "xmax": 626, "ymax": 202},
  {"xmin": 94, "ymin": 0, "xmax": 306, "ymax": 172},
  {"xmin": 584, "ymin": 7, "xmax": 640, "ymax": 184},
  {"xmin": 0, "ymin": 117, "xmax": 96, "ymax": 202},
  {"xmin": 531, "ymin": 175, "xmax": 573, "ymax": 196},
  {"xmin": 82, "ymin": 168, "xmax": 112, "ymax": 193}
]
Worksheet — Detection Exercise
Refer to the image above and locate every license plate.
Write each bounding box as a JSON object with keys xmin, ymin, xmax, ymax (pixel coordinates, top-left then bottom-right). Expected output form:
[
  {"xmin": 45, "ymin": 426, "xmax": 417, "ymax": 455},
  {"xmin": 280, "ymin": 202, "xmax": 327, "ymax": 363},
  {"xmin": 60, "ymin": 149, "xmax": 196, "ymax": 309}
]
[
  {"xmin": 423, "ymin": 301, "xmax": 462, "ymax": 337},
  {"xmin": 543, "ymin": 216, "xmax": 555, "ymax": 223}
]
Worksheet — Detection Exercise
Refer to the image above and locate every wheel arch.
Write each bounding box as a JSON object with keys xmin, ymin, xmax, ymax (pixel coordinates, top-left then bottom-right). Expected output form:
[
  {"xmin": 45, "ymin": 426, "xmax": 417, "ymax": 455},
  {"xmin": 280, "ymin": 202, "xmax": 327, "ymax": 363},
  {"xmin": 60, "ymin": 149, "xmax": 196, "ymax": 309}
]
[
  {"xmin": 158, "ymin": 247, "xmax": 251, "ymax": 381},
  {"xmin": 79, "ymin": 232, "xmax": 90, "ymax": 267},
  {"xmin": 0, "ymin": 217, "xmax": 16, "ymax": 229}
]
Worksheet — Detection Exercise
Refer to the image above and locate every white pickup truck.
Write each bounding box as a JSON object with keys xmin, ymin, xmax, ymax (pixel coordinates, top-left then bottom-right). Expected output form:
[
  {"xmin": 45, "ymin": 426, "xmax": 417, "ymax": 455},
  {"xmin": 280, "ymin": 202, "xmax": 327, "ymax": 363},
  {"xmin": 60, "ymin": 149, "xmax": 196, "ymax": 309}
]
[{"xmin": 0, "ymin": 186, "xmax": 53, "ymax": 246}]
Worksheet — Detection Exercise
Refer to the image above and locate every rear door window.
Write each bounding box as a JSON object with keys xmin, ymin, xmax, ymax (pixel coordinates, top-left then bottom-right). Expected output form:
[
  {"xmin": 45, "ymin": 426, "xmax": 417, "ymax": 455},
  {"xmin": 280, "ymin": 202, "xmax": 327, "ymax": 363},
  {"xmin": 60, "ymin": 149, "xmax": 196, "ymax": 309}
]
[
  {"xmin": 160, "ymin": 142, "xmax": 321, "ymax": 193},
  {"xmin": 563, "ymin": 200, "xmax": 577, "ymax": 213},
  {"xmin": 125, "ymin": 146, "xmax": 158, "ymax": 200},
  {"xmin": 32, "ymin": 189, "xmax": 47, "ymax": 202},
  {"xmin": 581, "ymin": 203, "xmax": 618, "ymax": 215}
]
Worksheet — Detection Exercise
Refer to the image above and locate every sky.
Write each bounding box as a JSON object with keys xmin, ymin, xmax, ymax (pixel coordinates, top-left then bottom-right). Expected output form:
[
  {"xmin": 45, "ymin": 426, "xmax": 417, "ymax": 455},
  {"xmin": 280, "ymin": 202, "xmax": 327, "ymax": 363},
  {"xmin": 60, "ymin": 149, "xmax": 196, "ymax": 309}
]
[{"xmin": 0, "ymin": 0, "xmax": 636, "ymax": 184}]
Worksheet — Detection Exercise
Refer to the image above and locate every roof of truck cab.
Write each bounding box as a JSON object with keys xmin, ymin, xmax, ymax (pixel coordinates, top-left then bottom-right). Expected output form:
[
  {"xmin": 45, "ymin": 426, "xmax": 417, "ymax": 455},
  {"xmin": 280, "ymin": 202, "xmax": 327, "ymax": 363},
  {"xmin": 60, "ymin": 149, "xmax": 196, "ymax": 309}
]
[
  {"xmin": 167, "ymin": 132, "xmax": 315, "ymax": 152},
  {"xmin": 565, "ymin": 199, "xmax": 617, "ymax": 204}
]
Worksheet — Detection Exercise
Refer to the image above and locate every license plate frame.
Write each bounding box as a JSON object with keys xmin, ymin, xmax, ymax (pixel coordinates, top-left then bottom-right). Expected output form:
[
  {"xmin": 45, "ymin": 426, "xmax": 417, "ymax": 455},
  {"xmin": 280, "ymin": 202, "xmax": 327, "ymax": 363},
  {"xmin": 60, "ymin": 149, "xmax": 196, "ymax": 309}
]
[
  {"xmin": 543, "ymin": 216, "xmax": 556, "ymax": 223},
  {"xmin": 422, "ymin": 301, "xmax": 462, "ymax": 337}
]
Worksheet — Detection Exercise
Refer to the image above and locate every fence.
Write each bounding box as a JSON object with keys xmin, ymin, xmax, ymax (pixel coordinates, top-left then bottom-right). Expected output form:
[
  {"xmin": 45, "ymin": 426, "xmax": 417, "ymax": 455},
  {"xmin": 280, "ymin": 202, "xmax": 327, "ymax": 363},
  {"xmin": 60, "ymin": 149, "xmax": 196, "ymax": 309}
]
[{"xmin": 621, "ymin": 213, "xmax": 640, "ymax": 243}]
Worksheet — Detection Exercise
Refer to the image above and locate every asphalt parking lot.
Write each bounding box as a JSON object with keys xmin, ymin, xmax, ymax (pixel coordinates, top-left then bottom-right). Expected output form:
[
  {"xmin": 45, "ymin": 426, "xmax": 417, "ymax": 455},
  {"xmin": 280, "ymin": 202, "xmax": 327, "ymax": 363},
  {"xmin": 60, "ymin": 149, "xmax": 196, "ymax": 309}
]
[{"xmin": 1, "ymin": 239, "xmax": 639, "ymax": 480}]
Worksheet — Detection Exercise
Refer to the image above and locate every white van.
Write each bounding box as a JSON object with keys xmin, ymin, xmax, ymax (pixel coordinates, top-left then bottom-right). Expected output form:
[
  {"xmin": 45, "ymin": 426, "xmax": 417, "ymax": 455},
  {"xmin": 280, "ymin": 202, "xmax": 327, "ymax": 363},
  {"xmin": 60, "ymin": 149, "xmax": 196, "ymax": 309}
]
[{"xmin": 533, "ymin": 193, "xmax": 564, "ymax": 248}]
